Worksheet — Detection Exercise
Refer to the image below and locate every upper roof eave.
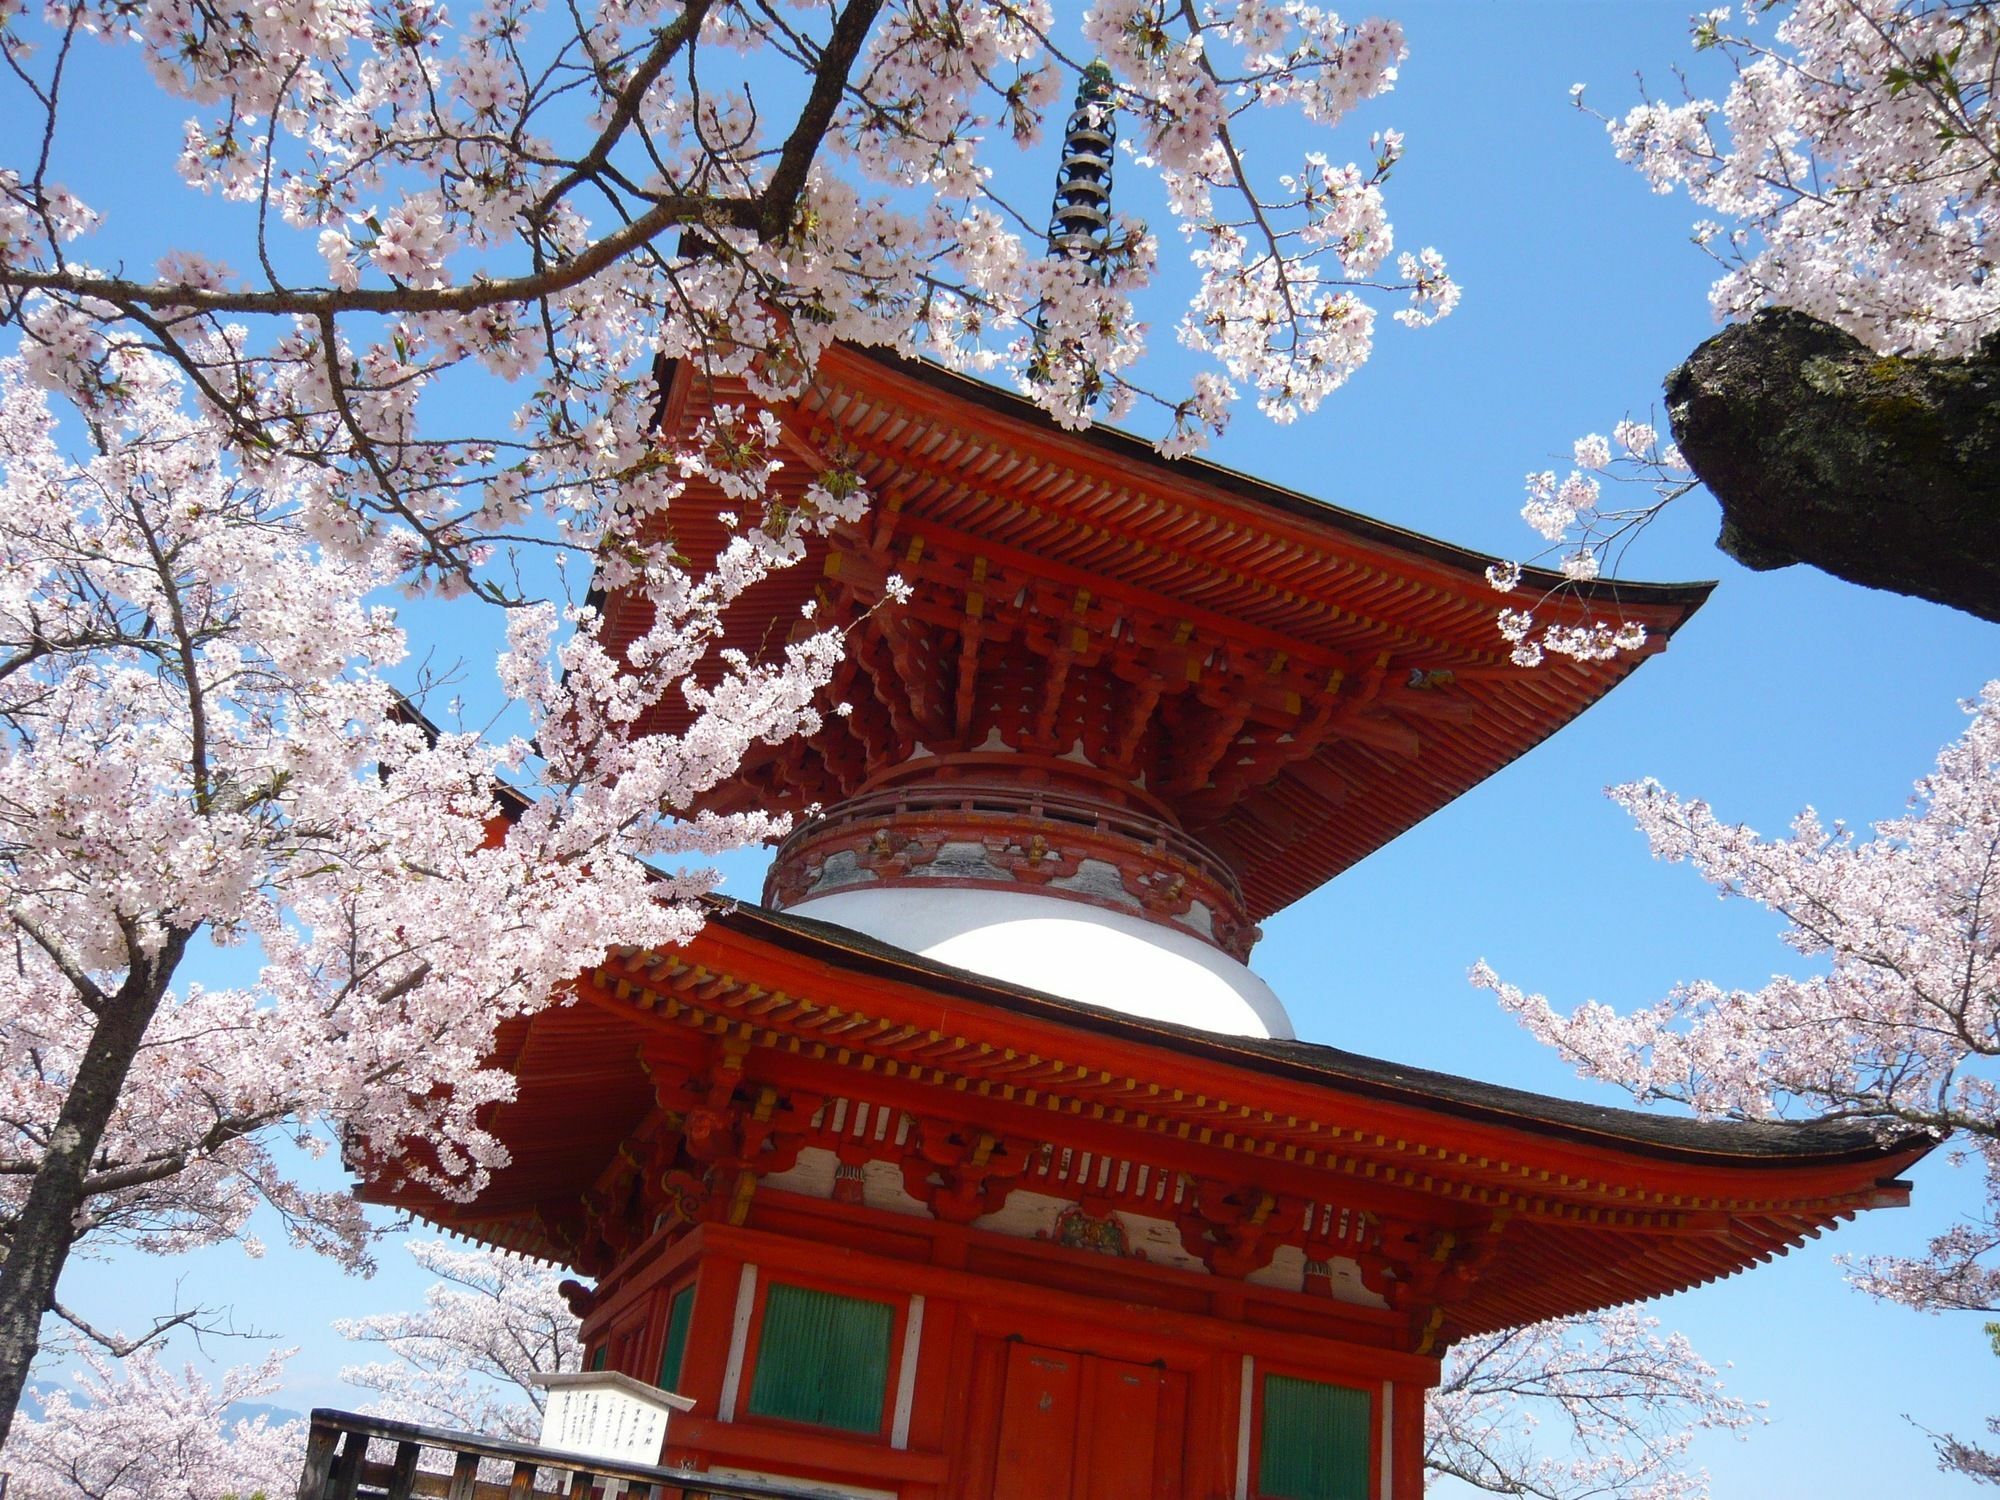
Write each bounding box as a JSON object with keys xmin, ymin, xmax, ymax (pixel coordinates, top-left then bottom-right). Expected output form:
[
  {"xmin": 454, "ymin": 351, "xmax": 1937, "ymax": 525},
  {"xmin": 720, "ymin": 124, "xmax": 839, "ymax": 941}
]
[{"xmin": 812, "ymin": 345, "xmax": 1720, "ymax": 614}]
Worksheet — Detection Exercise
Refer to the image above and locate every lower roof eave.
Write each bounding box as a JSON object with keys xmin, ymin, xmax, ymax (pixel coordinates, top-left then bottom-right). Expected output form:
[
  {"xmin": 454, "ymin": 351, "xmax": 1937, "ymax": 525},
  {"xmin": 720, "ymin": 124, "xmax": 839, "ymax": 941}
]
[
  {"xmin": 694, "ymin": 896, "xmax": 1938, "ymax": 1175},
  {"xmin": 357, "ymin": 896, "xmax": 1937, "ymax": 1320}
]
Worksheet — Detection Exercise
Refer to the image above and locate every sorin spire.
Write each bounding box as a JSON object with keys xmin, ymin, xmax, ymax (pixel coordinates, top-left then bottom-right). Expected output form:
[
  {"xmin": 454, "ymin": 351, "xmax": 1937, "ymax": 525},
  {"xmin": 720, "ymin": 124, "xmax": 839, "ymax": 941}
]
[{"xmin": 1047, "ymin": 60, "xmax": 1116, "ymax": 267}]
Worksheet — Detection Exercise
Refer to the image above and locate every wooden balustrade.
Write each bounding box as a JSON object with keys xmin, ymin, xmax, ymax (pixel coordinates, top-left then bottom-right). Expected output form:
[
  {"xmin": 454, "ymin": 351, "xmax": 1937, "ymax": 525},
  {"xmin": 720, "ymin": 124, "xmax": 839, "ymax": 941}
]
[{"xmin": 296, "ymin": 1409, "xmax": 856, "ymax": 1500}]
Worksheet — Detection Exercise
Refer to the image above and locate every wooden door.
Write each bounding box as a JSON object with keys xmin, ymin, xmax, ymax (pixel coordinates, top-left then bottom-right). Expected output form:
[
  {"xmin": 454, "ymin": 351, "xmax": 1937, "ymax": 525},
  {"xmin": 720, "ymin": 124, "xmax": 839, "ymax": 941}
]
[
  {"xmin": 992, "ymin": 1343, "xmax": 1081, "ymax": 1498},
  {"xmin": 991, "ymin": 1344, "xmax": 1169, "ymax": 1499},
  {"xmin": 1079, "ymin": 1357, "xmax": 1165, "ymax": 1500}
]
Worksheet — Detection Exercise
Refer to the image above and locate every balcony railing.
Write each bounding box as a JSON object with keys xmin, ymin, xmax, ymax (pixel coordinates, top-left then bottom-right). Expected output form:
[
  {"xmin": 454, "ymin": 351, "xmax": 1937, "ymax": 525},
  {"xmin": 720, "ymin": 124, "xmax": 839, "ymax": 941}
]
[
  {"xmin": 296, "ymin": 1409, "xmax": 855, "ymax": 1500},
  {"xmin": 770, "ymin": 778, "xmax": 1246, "ymax": 909}
]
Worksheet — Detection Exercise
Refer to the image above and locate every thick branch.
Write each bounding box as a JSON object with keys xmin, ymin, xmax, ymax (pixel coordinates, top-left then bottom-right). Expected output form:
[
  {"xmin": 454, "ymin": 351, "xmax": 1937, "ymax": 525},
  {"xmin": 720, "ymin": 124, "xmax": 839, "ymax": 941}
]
[
  {"xmin": 0, "ymin": 192, "xmax": 758, "ymax": 319},
  {"xmin": 759, "ymin": 0, "xmax": 886, "ymax": 241},
  {"xmin": 8, "ymin": 0, "xmax": 889, "ymax": 329},
  {"xmin": 1666, "ymin": 308, "xmax": 2000, "ymax": 623},
  {"xmin": 0, "ymin": 928, "xmax": 189, "ymax": 1447}
]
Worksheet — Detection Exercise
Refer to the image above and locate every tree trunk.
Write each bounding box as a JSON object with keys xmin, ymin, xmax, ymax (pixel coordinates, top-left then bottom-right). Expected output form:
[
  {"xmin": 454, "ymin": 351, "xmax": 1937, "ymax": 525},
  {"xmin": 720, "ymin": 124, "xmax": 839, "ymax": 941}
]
[
  {"xmin": 1665, "ymin": 308, "xmax": 2000, "ymax": 623},
  {"xmin": 0, "ymin": 931, "xmax": 185, "ymax": 1447}
]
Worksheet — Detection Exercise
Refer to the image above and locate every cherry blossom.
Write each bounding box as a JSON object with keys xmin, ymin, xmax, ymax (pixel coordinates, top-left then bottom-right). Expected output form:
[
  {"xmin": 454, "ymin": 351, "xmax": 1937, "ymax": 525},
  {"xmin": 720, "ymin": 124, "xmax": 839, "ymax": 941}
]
[
  {"xmin": 1429, "ymin": 1308, "xmax": 1754, "ymax": 1500},
  {"xmin": 2, "ymin": 1348, "xmax": 304, "ymax": 1500},
  {"xmin": 1475, "ymin": 681, "xmax": 2000, "ymax": 1481},
  {"xmin": 1494, "ymin": 0, "xmax": 1999, "ymax": 661},
  {"xmin": 1596, "ymin": 0, "xmax": 1999, "ymax": 358},
  {"xmin": 1486, "ymin": 421, "xmax": 1688, "ymax": 668},
  {"xmin": 0, "ymin": 337, "xmax": 847, "ymax": 1443},
  {"xmin": 336, "ymin": 1239, "xmax": 580, "ymax": 1442},
  {"xmin": 0, "ymin": 0, "xmax": 1458, "ymax": 590},
  {"xmin": 6, "ymin": 1243, "xmax": 577, "ymax": 1492}
]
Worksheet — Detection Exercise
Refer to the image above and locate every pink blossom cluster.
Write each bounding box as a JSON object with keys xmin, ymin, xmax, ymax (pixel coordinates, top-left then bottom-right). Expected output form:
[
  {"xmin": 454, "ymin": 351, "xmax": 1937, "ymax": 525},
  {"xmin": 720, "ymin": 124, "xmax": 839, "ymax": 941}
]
[
  {"xmin": 1493, "ymin": 1, "xmax": 1997, "ymax": 666},
  {"xmin": 1102, "ymin": 6, "xmax": 1457, "ymax": 432},
  {"xmin": 0, "ymin": 0, "xmax": 1458, "ymax": 583},
  {"xmin": 1597, "ymin": 1, "xmax": 2000, "ymax": 356},
  {"xmin": 1474, "ymin": 681, "xmax": 2000, "ymax": 1479},
  {"xmin": 337, "ymin": 1239, "xmax": 581, "ymax": 1442},
  {"xmin": 4, "ymin": 1239, "xmax": 580, "ymax": 1488},
  {"xmin": 0, "ymin": 336, "xmax": 846, "ymax": 1414},
  {"xmin": 3, "ymin": 1349, "xmax": 303, "ymax": 1500},
  {"xmin": 1430, "ymin": 1308, "xmax": 1755, "ymax": 1500},
  {"xmin": 1488, "ymin": 420, "xmax": 1684, "ymax": 667}
]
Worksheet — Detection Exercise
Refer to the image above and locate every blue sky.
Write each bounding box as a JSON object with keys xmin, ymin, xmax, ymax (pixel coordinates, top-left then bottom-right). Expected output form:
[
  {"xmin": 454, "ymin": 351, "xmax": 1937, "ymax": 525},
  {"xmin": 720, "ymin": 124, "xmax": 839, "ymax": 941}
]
[{"xmin": 27, "ymin": 1, "xmax": 2000, "ymax": 1494}]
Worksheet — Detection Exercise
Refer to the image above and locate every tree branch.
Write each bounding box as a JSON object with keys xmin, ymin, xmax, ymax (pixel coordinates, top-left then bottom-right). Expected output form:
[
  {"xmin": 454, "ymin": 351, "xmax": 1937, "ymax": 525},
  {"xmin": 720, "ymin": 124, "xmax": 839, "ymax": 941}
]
[
  {"xmin": 529, "ymin": 0, "xmax": 719, "ymax": 224},
  {"xmin": 7, "ymin": 904, "xmax": 106, "ymax": 1014},
  {"xmin": 758, "ymin": 0, "xmax": 887, "ymax": 241},
  {"xmin": 48, "ymin": 1298, "xmax": 204, "ymax": 1358},
  {"xmin": 0, "ymin": 191, "xmax": 760, "ymax": 319}
]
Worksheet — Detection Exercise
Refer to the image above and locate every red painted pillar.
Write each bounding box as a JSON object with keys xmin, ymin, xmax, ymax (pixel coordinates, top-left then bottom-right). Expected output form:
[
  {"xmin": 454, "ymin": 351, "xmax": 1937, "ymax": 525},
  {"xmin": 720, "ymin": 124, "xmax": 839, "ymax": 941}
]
[
  {"xmin": 675, "ymin": 1243, "xmax": 744, "ymax": 1420},
  {"xmin": 1391, "ymin": 1376, "xmax": 1428, "ymax": 1500}
]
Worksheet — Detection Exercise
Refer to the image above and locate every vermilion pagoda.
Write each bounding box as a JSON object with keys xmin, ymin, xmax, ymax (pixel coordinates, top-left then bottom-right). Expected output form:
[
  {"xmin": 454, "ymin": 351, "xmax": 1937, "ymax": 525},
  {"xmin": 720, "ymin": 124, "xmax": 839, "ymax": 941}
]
[{"xmin": 372, "ymin": 346, "xmax": 1925, "ymax": 1500}]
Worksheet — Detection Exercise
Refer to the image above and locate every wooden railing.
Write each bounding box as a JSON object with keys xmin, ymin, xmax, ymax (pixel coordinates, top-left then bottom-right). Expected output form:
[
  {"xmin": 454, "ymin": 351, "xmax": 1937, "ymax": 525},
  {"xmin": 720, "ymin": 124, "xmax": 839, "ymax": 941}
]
[{"xmin": 296, "ymin": 1409, "xmax": 859, "ymax": 1500}]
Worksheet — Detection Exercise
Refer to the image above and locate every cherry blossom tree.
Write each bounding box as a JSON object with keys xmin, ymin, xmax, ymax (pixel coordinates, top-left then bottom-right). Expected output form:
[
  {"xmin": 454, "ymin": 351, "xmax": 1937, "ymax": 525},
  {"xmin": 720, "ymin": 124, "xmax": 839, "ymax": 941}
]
[
  {"xmin": 1, "ymin": 1347, "xmax": 304, "ymax": 1500},
  {"xmin": 335, "ymin": 1239, "xmax": 579, "ymax": 1441},
  {"xmin": 1609, "ymin": 0, "xmax": 1997, "ymax": 357},
  {"xmin": 1496, "ymin": 0, "xmax": 2000, "ymax": 642},
  {"xmin": 10, "ymin": 1242, "xmax": 570, "ymax": 1495},
  {"xmin": 1427, "ymin": 1310, "xmax": 1754, "ymax": 1500},
  {"xmin": 0, "ymin": 332, "xmax": 859, "ymax": 1447},
  {"xmin": 1475, "ymin": 680, "xmax": 2000, "ymax": 1481},
  {"xmin": 0, "ymin": 0, "xmax": 1457, "ymax": 556}
]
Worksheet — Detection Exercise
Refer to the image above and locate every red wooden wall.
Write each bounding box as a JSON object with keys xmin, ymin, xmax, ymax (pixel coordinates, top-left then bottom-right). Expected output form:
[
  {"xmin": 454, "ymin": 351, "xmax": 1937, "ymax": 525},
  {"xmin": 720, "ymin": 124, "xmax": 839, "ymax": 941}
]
[{"xmin": 577, "ymin": 1213, "xmax": 1434, "ymax": 1500}]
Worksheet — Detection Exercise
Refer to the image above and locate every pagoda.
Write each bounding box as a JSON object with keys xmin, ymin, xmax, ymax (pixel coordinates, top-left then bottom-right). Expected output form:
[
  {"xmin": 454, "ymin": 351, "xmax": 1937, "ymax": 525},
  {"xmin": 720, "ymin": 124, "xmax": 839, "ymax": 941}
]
[
  {"xmin": 358, "ymin": 69, "xmax": 1922, "ymax": 1500},
  {"xmin": 367, "ymin": 337, "xmax": 1927, "ymax": 1500}
]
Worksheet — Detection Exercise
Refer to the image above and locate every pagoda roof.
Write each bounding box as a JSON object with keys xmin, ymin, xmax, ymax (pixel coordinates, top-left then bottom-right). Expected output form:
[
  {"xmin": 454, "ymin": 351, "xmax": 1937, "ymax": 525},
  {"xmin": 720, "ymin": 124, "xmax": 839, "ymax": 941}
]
[
  {"xmin": 807, "ymin": 353, "xmax": 1709, "ymax": 615},
  {"xmin": 610, "ymin": 348, "xmax": 1714, "ymax": 922},
  {"xmin": 720, "ymin": 901, "xmax": 1893, "ymax": 1164},
  {"xmin": 375, "ymin": 896, "xmax": 1927, "ymax": 1343}
]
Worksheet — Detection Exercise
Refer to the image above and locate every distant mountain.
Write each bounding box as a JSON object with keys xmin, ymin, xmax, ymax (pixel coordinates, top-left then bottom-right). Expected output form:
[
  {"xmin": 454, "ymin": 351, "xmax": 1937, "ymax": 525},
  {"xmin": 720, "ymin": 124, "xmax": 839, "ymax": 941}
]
[
  {"xmin": 20, "ymin": 1379, "xmax": 58, "ymax": 1420},
  {"xmin": 15, "ymin": 1379, "xmax": 301, "ymax": 1429}
]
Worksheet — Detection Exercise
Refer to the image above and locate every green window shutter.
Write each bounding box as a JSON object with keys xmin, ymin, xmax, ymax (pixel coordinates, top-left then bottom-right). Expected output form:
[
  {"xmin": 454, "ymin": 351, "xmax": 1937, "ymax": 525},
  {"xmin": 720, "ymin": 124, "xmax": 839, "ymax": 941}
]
[
  {"xmin": 588, "ymin": 1345, "xmax": 608, "ymax": 1372},
  {"xmin": 658, "ymin": 1284, "xmax": 695, "ymax": 1391},
  {"xmin": 746, "ymin": 1281, "xmax": 894, "ymax": 1434},
  {"xmin": 1258, "ymin": 1373, "xmax": 1371, "ymax": 1500}
]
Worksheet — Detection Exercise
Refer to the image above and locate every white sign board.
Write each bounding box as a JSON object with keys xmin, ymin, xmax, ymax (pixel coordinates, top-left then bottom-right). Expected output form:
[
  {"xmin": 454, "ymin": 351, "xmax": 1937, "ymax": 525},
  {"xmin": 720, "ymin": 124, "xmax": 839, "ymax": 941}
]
[{"xmin": 531, "ymin": 1371, "xmax": 695, "ymax": 1467}]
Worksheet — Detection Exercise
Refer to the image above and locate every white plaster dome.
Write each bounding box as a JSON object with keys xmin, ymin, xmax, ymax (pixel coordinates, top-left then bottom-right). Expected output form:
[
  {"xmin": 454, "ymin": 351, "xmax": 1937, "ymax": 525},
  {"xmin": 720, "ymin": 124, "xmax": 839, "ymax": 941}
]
[{"xmin": 784, "ymin": 885, "xmax": 1295, "ymax": 1040}]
